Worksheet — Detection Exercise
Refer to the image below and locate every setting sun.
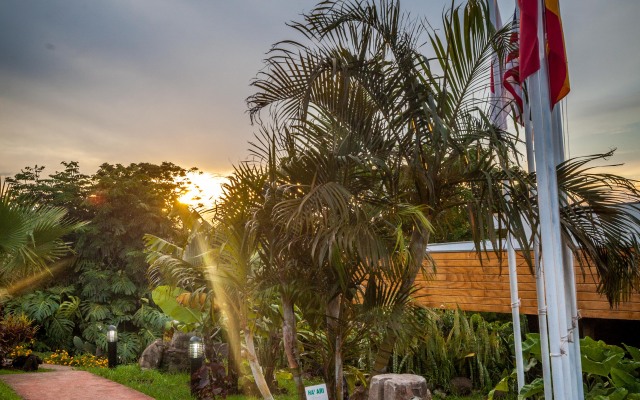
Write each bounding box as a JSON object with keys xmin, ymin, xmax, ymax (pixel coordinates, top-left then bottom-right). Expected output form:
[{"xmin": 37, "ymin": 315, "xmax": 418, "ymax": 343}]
[{"xmin": 178, "ymin": 171, "xmax": 228, "ymax": 209}]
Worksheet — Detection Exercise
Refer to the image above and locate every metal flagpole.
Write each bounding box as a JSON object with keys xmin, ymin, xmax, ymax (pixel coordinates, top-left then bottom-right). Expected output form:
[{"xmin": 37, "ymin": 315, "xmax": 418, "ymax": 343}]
[
  {"xmin": 523, "ymin": 98, "xmax": 553, "ymax": 400},
  {"xmin": 525, "ymin": 0, "xmax": 572, "ymax": 396},
  {"xmin": 488, "ymin": 0, "xmax": 525, "ymax": 391},
  {"xmin": 552, "ymin": 105, "xmax": 584, "ymax": 399}
]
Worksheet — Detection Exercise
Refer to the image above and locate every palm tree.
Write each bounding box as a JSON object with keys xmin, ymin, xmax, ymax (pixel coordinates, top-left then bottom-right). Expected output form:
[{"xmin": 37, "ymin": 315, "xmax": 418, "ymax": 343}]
[
  {"xmin": 248, "ymin": 0, "xmax": 640, "ymax": 388},
  {"xmin": 0, "ymin": 178, "xmax": 85, "ymax": 292},
  {"xmin": 145, "ymin": 166, "xmax": 280, "ymax": 399}
]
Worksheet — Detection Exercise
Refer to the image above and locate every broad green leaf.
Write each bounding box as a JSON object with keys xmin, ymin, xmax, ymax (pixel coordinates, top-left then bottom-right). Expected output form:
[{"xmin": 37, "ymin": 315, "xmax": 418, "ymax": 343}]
[
  {"xmin": 522, "ymin": 333, "xmax": 542, "ymax": 360},
  {"xmin": 611, "ymin": 367, "xmax": 640, "ymax": 392},
  {"xmin": 151, "ymin": 285, "xmax": 203, "ymax": 325},
  {"xmin": 518, "ymin": 377, "xmax": 544, "ymax": 400},
  {"xmin": 625, "ymin": 344, "xmax": 640, "ymax": 362},
  {"xmin": 591, "ymin": 387, "xmax": 628, "ymax": 400},
  {"xmin": 488, "ymin": 374, "xmax": 511, "ymax": 400}
]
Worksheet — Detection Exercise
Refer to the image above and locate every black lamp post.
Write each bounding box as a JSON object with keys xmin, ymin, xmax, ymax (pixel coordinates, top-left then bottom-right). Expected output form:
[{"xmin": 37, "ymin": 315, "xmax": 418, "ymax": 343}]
[
  {"xmin": 189, "ymin": 336, "xmax": 204, "ymax": 395},
  {"xmin": 107, "ymin": 325, "xmax": 118, "ymax": 368}
]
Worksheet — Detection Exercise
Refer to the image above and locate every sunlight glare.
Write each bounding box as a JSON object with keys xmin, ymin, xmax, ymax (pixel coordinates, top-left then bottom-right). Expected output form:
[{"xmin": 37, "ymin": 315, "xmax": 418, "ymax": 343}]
[{"xmin": 178, "ymin": 171, "xmax": 228, "ymax": 209}]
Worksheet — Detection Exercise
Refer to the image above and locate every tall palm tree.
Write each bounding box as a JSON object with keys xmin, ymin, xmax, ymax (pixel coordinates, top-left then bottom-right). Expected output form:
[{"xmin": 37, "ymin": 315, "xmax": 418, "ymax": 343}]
[{"xmin": 248, "ymin": 0, "xmax": 640, "ymax": 387}]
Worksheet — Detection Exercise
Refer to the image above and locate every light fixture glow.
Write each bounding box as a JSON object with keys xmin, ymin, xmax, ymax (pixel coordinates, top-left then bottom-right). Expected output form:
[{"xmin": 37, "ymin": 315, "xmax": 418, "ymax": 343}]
[
  {"xmin": 189, "ymin": 336, "xmax": 204, "ymax": 359},
  {"xmin": 107, "ymin": 325, "xmax": 118, "ymax": 342}
]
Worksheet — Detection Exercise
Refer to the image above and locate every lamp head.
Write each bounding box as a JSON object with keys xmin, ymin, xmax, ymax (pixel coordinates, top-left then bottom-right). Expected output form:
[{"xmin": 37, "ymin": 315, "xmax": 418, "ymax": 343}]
[
  {"xmin": 107, "ymin": 325, "xmax": 117, "ymax": 342},
  {"xmin": 189, "ymin": 336, "xmax": 204, "ymax": 359}
]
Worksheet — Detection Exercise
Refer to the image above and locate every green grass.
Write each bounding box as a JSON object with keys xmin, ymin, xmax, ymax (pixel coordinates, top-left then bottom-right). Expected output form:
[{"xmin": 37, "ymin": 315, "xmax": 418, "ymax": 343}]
[
  {"xmin": 84, "ymin": 364, "xmax": 302, "ymax": 400},
  {"xmin": 83, "ymin": 364, "xmax": 483, "ymax": 400},
  {"xmin": 0, "ymin": 380, "xmax": 21, "ymax": 400},
  {"xmin": 0, "ymin": 369, "xmax": 26, "ymax": 400},
  {"xmin": 84, "ymin": 364, "xmax": 195, "ymax": 400}
]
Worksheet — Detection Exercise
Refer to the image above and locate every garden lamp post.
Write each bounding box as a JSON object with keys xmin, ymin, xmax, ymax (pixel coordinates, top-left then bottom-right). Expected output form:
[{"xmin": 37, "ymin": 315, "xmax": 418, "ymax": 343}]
[
  {"xmin": 189, "ymin": 336, "xmax": 204, "ymax": 395},
  {"xmin": 107, "ymin": 325, "xmax": 117, "ymax": 368}
]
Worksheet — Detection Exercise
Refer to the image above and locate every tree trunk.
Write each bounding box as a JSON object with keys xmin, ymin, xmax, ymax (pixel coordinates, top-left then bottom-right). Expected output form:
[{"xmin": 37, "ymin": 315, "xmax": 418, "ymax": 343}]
[
  {"xmin": 282, "ymin": 294, "xmax": 306, "ymax": 400},
  {"xmin": 244, "ymin": 328, "xmax": 275, "ymax": 400},
  {"xmin": 372, "ymin": 227, "xmax": 430, "ymax": 374},
  {"xmin": 327, "ymin": 294, "xmax": 343, "ymax": 400},
  {"xmin": 224, "ymin": 313, "xmax": 241, "ymax": 393}
]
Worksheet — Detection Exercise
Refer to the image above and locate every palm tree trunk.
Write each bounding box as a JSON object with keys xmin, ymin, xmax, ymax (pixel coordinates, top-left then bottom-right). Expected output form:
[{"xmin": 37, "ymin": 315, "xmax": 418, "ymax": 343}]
[
  {"xmin": 281, "ymin": 293, "xmax": 306, "ymax": 400},
  {"xmin": 372, "ymin": 227, "xmax": 430, "ymax": 374},
  {"xmin": 224, "ymin": 312, "xmax": 241, "ymax": 393},
  {"xmin": 244, "ymin": 328, "xmax": 275, "ymax": 400},
  {"xmin": 327, "ymin": 294, "xmax": 343, "ymax": 400}
]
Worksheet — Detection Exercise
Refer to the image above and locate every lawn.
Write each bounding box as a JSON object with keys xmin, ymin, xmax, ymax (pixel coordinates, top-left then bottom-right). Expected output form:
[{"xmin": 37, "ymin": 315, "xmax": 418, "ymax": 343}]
[
  {"xmin": 84, "ymin": 364, "xmax": 302, "ymax": 400},
  {"xmin": 84, "ymin": 364, "xmax": 485, "ymax": 400}
]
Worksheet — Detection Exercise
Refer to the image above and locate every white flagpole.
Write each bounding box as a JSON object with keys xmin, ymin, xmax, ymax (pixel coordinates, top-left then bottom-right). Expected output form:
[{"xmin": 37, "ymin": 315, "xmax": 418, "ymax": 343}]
[
  {"xmin": 488, "ymin": 0, "xmax": 525, "ymax": 390},
  {"xmin": 523, "ymin": 99, "xmax": 553, "ymax": 400},
  {"xmin": 525, "ymin": 0, "xmax": 574, "ymax": 397},
  {"xmin": 552, "ymin": 104, "xmax": 584, "ymax": 400}
]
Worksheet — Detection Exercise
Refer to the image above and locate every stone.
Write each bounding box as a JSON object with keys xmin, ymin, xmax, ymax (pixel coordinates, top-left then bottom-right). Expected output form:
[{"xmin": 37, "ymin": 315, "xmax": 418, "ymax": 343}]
[
  {"xmin": 449, "ymin": 377, "xmax": 472, "ymax": 396},
  {"xmin": 369, "ymin": 374, "xmax": 432, "ymax": 400},
  {"xmin": 139, "ymin": 339, "xmax": 164, "ymax": 370},
  {"xmin": 160, "ymin": 332, "xmax": 193, "ymax": 373},
  {"xmin": 12, "ymin": 354, "xmax": 42, "ymax": 371}
]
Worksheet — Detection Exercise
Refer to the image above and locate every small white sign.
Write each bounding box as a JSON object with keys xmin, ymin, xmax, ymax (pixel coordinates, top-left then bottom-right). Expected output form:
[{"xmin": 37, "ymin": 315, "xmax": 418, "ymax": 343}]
[{"xmin": 305, "ymin": 383, "xmax": 329, "ymax": 400}]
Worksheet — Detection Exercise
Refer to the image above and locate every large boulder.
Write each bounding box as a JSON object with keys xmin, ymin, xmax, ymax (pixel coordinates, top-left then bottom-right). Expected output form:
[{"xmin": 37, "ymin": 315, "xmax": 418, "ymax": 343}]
[
  {"xmin": 160, "ymin": 332, "xmax": 193, "ymax": 372},
  {"xmin": 139, "ymin": 339, "xmax": 164, "ymax": 370},
  {"xmin": 369, "ymin": 374, "xmax": 432, "ymax": 400}
]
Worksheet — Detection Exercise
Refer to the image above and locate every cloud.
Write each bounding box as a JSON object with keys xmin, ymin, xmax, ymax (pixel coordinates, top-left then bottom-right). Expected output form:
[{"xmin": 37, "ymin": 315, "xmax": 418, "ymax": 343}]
[{"xmin": 1, "ymin": 0, "xmax": 639, "ymax": 182}]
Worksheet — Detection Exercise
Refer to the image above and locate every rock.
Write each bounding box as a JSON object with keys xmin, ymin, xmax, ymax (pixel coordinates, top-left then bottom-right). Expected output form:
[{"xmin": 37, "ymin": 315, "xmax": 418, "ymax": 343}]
[
  {"xmin": 139, "ymin": 339, "xmax": 164, "ymax": 370},
  {"xmin": 160, "ymin": 332, "xmax": 193, "ymax": 372},
  {"xmin": 449, "ymin": 377, "xmax": 472, "ymax": 396},
  {"xmin": 12, "ymin": 354, "xmax": 42, "ymax": 371},
  {"xmin": 369, "ymin": 374, "xmax": 432, "ymax": 400}
]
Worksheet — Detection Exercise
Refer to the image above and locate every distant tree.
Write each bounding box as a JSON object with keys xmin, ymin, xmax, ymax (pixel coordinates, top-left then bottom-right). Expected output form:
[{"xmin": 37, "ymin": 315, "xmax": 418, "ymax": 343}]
[{"xmin": 5, "ymin": 161, "xmax": 192, "ymax": 359}]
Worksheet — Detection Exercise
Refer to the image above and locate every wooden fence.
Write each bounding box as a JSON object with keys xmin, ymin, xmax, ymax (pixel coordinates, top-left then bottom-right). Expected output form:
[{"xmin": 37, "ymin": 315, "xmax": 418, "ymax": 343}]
[{"xmin": 414, "ymin": 250, "xmax": 640, "ymax": 320}]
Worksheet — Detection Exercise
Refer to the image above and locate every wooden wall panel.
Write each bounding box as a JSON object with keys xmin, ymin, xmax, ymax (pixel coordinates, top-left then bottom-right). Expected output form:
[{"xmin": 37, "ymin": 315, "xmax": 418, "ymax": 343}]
[{"xmin": 414, "ymin": 251, "xmax": 640, "ymax": 320}]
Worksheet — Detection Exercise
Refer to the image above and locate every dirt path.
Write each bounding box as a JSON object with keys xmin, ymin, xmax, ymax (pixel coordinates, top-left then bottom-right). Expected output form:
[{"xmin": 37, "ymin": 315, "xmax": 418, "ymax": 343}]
[{"xmin": 0, "ymin": 364, "xmax": 154, "ymax": 400}]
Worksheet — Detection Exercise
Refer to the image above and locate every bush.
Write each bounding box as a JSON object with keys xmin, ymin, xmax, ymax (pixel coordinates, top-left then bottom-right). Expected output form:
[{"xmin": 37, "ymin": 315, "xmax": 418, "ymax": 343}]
[{"xmin": 0, "ymin": 313, "xmax": 38, "ymax": 365}]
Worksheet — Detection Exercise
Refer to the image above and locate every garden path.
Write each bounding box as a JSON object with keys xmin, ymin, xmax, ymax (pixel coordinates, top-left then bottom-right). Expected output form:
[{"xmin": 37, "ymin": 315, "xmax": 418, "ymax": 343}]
[{"xmin": 0, "ymin": 363, "xmax": 154, "ymax": 400}]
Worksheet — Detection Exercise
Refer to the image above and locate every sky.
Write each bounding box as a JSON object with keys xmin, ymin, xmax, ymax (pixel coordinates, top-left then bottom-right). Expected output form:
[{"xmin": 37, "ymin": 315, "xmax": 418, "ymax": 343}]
[{"xmin": 1, "ymin": 0, "xmax": 639, "ymax": 182}]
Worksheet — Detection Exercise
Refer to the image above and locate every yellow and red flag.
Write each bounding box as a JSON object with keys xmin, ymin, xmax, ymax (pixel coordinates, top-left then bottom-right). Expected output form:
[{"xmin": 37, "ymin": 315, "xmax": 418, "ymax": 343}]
[{"xmin": 544, "ymin": 0, "xmax": 570, "ymax": 104}]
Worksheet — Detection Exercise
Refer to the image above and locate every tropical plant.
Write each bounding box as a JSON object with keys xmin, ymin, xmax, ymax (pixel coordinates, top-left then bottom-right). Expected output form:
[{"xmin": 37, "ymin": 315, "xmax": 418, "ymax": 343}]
[
  {"xmin": 145, "ymin": 165, "xmax": 282, "ymax": 399},
  {"xmin": 386, "ymin": 309, "xmax": 515, "ymax": 392},
  {"xmin": 0, "ymin": 178, "xmax": 84, "ymax": 290},
  {"xmin": 0, "ymin": 313, "xmax": 38, "ymax": 366},
  {"xmin": 492, "ymin": 334, "xmax": 640, "ymax": 400}
]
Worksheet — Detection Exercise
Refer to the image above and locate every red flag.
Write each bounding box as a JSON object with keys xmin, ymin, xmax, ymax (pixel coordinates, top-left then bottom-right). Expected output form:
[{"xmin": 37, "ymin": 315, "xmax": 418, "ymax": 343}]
[
  {"xmin": 518, "ymin": 0, "xmax": 540, "ymax": 81},
  {"xmin": 545, "ymin": 0, "xmax": 570, "ymax": 104},
  {"xmin": 503, "ymin": 29, "xmax": 523, "ymax": 121}
]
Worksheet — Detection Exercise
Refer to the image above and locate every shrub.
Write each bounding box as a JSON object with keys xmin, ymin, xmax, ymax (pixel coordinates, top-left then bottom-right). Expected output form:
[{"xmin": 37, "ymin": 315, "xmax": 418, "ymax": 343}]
[{"xmin": 0, "ymin": 313, "xmax": 38, "ymax": 365}]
